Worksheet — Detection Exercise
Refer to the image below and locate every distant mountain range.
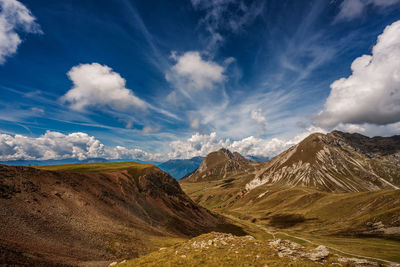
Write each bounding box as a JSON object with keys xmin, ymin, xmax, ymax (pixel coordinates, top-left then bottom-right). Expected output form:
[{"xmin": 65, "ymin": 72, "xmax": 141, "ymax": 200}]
[
  {"xmin": 157, "ymin": 156, "xmax": 204, "ymax": 179},
  {"xmin": 0, "ymin": 155, "xmax": 268, "ymax": 180}
]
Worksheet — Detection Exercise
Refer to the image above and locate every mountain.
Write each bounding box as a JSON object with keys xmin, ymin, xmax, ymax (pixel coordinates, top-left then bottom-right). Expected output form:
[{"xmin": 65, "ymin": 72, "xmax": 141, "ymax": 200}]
[
  {"xmin": 246, "ymin": 131, "xmax": 400, "ymax": 193},
  {"xmin": 157, "ymin": 156, "xmax": 204, "ymax": 179},
  {"xmin": 0, "ymin": 162, "xmax": 243, "ymax": 266},
  {"xmin": 179, "ymin": 131, "xmax": 400, "ymax": 241},
  {"xmin": 181, "ymin": 131, "xmax": 400, "ymax": 210},
  {"xmin": 182, "ymin": 148, "xmax": 258, "ymax": 182},
  {"xmin": 183, "ymin": 131, "xmax": 400, "ymax": 194},
  {"xmin": 180, "ymin": 148, "xmax": 264, "ymax": 210}
]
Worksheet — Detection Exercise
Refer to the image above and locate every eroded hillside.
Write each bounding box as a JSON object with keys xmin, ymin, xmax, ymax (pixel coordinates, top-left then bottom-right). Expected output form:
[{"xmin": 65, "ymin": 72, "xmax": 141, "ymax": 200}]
[
  {"xmin": 246, "ymin": 131, "xmax": 400, "ymax": 192},
  {"xmin": 0, "ymin": 162, "xmax": 242, "ymax": 266}
]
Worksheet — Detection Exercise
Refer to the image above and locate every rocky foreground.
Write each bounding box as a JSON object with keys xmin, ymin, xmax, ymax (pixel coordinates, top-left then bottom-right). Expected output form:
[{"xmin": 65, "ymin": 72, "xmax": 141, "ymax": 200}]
[{"xmin": 114, "ymin": 232, "xmax": 398, "ymax": 267}]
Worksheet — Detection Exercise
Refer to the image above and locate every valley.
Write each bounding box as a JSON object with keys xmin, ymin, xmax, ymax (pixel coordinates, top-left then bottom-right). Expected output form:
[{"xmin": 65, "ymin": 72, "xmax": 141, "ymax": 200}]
[
  {"xmin": 2, "ymin": 1, "xmax": 400, "ymax": 265},
  {"xmin": 1, "ymin": 131, "xmax": 400, "ymax": 266},
  {"xmin": 177, "ymin": 131, "xmax": 400, "ymax": 266}
]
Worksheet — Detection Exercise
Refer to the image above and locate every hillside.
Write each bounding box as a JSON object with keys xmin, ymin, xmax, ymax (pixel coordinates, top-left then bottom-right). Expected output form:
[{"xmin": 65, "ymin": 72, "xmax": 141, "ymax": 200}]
[
  {"xmin": 181, "ymin": 131, "xmax": 400, "ymax": 206},
  {"xmin": 246, "ymin": 131, "xmax": 400, "ymax": 193},
  {"xmin": 0, "ymin": 162, "xmax": 243, "ymax": 266},
  {"xmin": 180, "ymin": 131, "xmax": 400, "ymax": 242},
  {"xmin": 116, "ymin": 232, "xmax": 365, "ymax": 267},
  {"xmin": 158, "ymin": 156, "xmax": 204, "ymax": 179}
]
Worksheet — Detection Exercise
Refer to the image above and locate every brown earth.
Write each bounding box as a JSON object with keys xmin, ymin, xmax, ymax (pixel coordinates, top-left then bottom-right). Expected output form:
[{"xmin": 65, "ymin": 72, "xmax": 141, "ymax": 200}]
[{"xmin": 0, "ymin": 163, "xmax": 244, "ymax": 266}]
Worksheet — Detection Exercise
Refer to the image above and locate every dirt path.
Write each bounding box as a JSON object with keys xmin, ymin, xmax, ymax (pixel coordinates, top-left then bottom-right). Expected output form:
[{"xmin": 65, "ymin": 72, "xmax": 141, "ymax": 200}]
[
  {"xmin": 263, "ymin": 226, "xmax": 399, "ymax": 265},
  {"xmin": 224, "ymin": 213, "xmax": 399, "ymax": 265}
]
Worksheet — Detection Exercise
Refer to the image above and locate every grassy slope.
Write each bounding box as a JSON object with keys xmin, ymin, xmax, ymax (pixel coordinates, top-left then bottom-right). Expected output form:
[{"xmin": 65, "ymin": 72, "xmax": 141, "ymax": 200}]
[
  {"xmin": 3, "ymin": 162, "xmax": 247, "ymax": 265},
  {"xmin": 34, "ymin": 161, "xmax": 153, "ymax": 172},
  {"xmin": 33, "ymin": 162, "xmax": 400, "ymax": 264},
  {"xmin": 180, "ymin": 171, "xmax": 256, "ymax": 210},
  {"xmin": 223, "ymin": 213, "xmax": 400, "ymax": 264},
  {"xmin": 117, "ymin": 232, "xmax": 344, "ymax": 267},
  {"xmin": 228, "ymin": 186, "xmax": 400, "ymax": 234},
  {"xmin": 181, "ymin": 178, "xmax": 400, "ymax": 263}
]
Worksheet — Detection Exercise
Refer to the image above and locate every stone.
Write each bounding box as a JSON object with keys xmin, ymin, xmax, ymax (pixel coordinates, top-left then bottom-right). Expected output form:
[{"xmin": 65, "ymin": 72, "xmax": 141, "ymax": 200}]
[{"xmin": 307, "ymin": 245, "xmax": 329, "ymax": 261}]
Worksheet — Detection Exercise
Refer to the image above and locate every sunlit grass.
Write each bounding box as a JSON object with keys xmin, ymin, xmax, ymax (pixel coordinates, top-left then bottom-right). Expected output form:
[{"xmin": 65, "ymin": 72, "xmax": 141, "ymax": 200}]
[
  {"xmin": 117, "ymin": 232, "xmax": 334, "ymax": 267},
  {"xmin": 33, "ymin": 161, "xmax": 153, "ymax": 172}
]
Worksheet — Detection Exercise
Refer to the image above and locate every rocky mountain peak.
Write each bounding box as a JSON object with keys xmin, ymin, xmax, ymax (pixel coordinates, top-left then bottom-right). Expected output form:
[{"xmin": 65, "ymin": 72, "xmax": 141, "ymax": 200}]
[
  {"xmin": 183, "ymin": 149, "xmax": 251, "ymax": 182},
  {"xmin": 217, "ymin": 148, "xmax": 248, "ymax": 161},
  {"xmin": 245, "ymin": 131, "xmax": 400, "ymax": 193}
]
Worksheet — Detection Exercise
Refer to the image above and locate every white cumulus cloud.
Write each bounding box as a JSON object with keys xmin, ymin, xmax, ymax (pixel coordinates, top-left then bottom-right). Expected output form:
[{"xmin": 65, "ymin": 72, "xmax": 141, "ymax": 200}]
[
  {"xmin": 0, "ymin": 127, "xmax": 331, "ymax": 162},
  {"xmin": 0, "ymin": 131, "xmax": 105, "ymax": 161},
  {"xmin": 0, "ymin": 0, "xmax": 41, "ymax": 64},
  {"xmin": 62, "ymin": 63, "xmax": 147, "ymax": 112},
  {"xmin": 230, "ymin": 136, "xmax": 300, "ymax": 159},
  {"xmin": 166, "ymin": 51, "xmax": 226, "ymax": 92},
  {"xmin": 0, "ymin": 131, "xmax": 163, "ymax": 162},
  {"xmin": 105, "ymin": 145, "xmax": 162, "ymax": 162},
  {"xmin": 168, "ymin": 132, "xmax": 230, "ymax": 159},
  {"xmin": 315, "ymin": 20, "xmax": 400, "ymax": 128},
  {"xmin": 168, "ymin": 127, "xmax": 324, "ymax": 159}
]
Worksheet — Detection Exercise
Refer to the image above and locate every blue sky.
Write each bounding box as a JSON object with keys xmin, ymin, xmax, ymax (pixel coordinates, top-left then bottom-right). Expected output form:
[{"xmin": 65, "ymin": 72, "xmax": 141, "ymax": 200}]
[{"xmin": 1, "ymin": 0, "xmax": 400, "ymax": 162}]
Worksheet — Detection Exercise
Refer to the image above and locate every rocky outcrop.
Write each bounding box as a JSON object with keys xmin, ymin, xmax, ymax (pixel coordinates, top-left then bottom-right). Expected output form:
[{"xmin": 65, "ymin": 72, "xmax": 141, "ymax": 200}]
[
  {"xmin": 120, "ymin": 232, "xmax": 386, "ymax": 266},
  {"xmin": 269, "ymin": 239, "xmax": 329, "ymax": 261}
]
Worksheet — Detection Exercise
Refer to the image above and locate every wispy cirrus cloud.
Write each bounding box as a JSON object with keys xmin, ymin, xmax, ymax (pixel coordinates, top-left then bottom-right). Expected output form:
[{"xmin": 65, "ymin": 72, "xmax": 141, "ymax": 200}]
[
  {"xmin": 335, "ymin": 0, "xmax": 400, "ymax": 22},
  {"xmin": 190, "ymin": 0, "xmax": 265, "ymax": 51},
  {"xmin": 0, "ymin": 0, "xmax": 42, "ymax": 64},
  {"xmin": 251, "ymin": 109, "xmax": 267, "ymax": 133}
]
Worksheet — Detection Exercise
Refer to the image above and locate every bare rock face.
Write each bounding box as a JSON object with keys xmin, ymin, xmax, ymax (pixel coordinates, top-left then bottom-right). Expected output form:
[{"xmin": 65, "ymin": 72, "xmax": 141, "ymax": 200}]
[
  {"xmin": 246, "ymin": 131, "xmax": 400, "ymax": 193},
  {"xmin": 269, "ymin": 239, "xmax": 333, "ymax": 262},
  {"xmin": 307, "ymin": 245, "xmax": 330, "ymax": 261},
  {"xmin": 338, "ymin": 257, "xmax": 379, "ymax": 266}
]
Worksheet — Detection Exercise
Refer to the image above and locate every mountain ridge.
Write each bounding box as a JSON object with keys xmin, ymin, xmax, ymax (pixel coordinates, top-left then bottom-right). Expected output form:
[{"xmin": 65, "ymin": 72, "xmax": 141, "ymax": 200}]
[
  {"xmin": 0, "ymin": 162, "xmax": 243, "ymax": 266},
  {"xmin": 179, "ymin": 131, "xmax": 400, "ymax": 244},
  {"xmin": 246, "ymin": 131, "xmax": 400, "ymax": 193}
]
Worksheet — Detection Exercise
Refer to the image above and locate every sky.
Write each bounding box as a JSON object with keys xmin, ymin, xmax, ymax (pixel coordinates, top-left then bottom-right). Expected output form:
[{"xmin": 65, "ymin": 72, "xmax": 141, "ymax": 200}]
[{"xmin": 1, "ymin": 0, "xmax": 400, "ymax": 162}]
